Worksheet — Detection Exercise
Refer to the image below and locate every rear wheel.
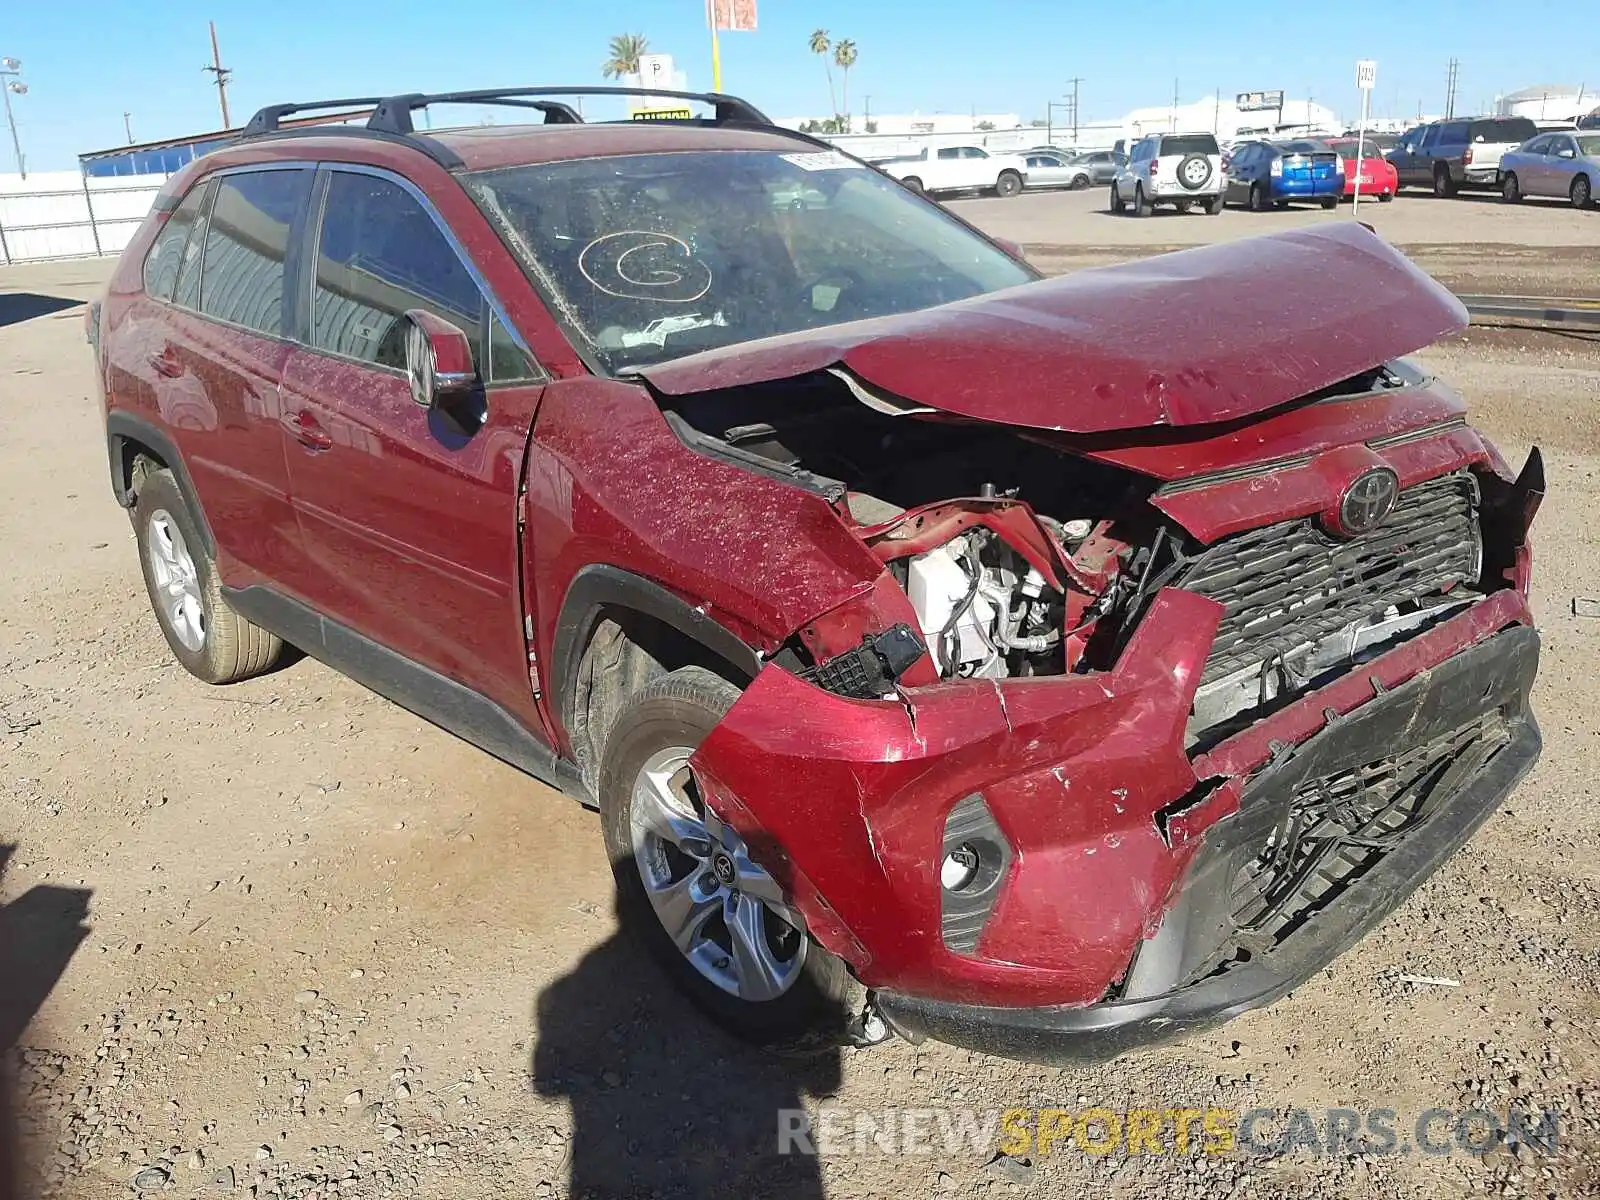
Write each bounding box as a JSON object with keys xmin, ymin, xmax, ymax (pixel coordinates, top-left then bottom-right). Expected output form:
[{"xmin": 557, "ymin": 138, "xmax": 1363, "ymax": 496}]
[
  {"xmin": 1248, "ymin": 183, "xmax": 1268, "ymax": 212},
  {"xmin": 1433, "ymin": 165, "xmax": 1457, "ymax": 197},
  {"xmin": 1204, "ymin": 193, "xmax": 1224, "ymax": 215},
  {"xmin": 902, "ymin": 176, "xmax": 924, "ymax": 195},
  {"xmin": 1070, "ymin": 173, "xmax": 1091, "ymax": 190},
  {"xmin": 1320, "ymin": 196, "xmax": 1338, "ymax": 210},
  {"xmin": 1378, "ymin": 191, "xmax": 1394, "ymax": 202},
  {"xmin": 995, "ymin": 171, "xmax": 1023, "ymax": 198},
  {"xmin": 1572, "ymin": 174, "xmax": 1593, "ymax": 209},
  {"xmin": 1501, "ymin": 172, "xmax": 1522, "ymax": 203},
  {"xmin": 1109, "ymin": 182, "xmax": 1126, "ymax": 214},
  {"xmin": 1132, "ymin": 184, "xmax": 1152, "ymax": 217},
  {"xmin": 133, "ymin": 468, "xmax": 284, "ymax": 684},
  {"xmin": 600, "ymin": 667, "xmax": 857, "ymax": 1052}
]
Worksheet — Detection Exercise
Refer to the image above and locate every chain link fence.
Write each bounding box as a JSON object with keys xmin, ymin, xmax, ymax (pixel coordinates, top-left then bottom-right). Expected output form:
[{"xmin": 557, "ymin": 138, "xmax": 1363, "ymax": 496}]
[{"xmin": 0, "ymin": 171, "xmax": 165, "ymax": 266}]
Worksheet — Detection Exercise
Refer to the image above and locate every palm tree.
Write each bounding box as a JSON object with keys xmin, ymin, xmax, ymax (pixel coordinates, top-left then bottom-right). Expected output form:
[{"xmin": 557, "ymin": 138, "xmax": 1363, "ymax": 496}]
[
  {"xmin": 833, "ymin": 40, "xmax": 858, "ymax": 130},
  {"xmin": 809, "ymin": 29, "xmax": 836, "ymax": 117},
  {"xmin": 601, "ymin": 33, "xmax": 649, "ymax": 81}
]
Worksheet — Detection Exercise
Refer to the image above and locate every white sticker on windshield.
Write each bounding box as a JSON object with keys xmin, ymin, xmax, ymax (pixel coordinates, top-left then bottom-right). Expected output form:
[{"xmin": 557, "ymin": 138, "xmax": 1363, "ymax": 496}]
[{"xmin": 782, "ymin": 151, "xmax": 858, "ymax": 171}]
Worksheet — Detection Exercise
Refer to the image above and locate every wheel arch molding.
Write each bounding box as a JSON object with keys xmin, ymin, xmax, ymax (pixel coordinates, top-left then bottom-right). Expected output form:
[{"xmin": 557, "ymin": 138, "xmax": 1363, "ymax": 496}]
[{"xmin": 105, "ymin": 411, "xmax": 217, "ymax": 558}]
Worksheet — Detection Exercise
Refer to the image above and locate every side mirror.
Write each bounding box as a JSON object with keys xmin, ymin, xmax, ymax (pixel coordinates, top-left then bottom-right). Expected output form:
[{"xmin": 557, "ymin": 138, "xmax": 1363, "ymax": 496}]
[
  {"xmin": 402, "ymin": 309, "xmax": 477, "ymax": 409},
  {"xmin": 992, "ymin": 236, "xmax": 1026, "ymax": 262}
]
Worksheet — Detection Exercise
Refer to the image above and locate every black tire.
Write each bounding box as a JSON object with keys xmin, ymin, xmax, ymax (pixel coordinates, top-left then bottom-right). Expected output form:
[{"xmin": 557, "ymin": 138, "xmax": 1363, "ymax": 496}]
[
  {"xmin": 1204, "ymin": 193, "xmax": 1224, "ymax": 215},
  {"xmin": 1175, "ymin": 153, "xmax": 1213, "ymax": 191},
  {"xmin": 1320, "ymin": 196, "xmax": 1338, "ymax": 210},
  {"xmin": 1433, "ymin": 165, "xmax": 1457, "ymax": 197},
  {"xmin": 1132, "ymin": 184, "xmax": 1152, "ymax": 217},
  {"xmin": 902, "ymin": 176, "xmax": 924, "ymax": 195},
  {"xmin": 1378, "ymin": 191, "xmax": 1394, "ymax": 203},
  {"xmin": 995, "ymin": 170, "xmax": 1023, "ymax": 198},
  {"xmin": 1501, "ymin": 172, "xmax": 1522, "ymax": 203},
  {"xmin": 1572, "ymin": 174, "xmax": 1593, "ymax": 209},
  {"xmin": 599, "ymin": 666, "xmax": 857, "ymax": 1052},
  {"xmin": 1109, "ymin": 182, "xmax": 1126, "ymax": 214},
  {"xmin": 132, "ymin": 468, "xmax": 284, "ymax": 684},
  {"xmin": 1069, "ymin": 173, "xmax": 1091, "ymax": 190},
  {"xmin": 1248, "ymin": 182, "xmax": 1268, "ymax": 212},
  {"xmin": 1273, "ymin": 199, "xmax": 1291, "ymax": 210}
]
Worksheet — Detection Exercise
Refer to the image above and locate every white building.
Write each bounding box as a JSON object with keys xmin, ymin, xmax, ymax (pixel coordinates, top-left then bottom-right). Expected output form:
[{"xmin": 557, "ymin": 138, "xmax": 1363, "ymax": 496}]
[
  {"xmin": 775, "ymin": 113, "xmax": 1022, "ymax": 136},
  {"xmin": 1496, "ymin": 84, "xmax": 1593, "ymax": 123},
  {"xmin": 1117, "ymin": 95, "xmax": 1344, "ymax": 143}
]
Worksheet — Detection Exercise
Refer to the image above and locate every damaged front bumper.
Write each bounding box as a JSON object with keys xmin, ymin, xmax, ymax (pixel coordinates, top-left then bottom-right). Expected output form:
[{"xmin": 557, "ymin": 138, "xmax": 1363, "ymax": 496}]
[
  {"xmin": 689, "ymin": 585, "xmax": 1539, "ymax": 1062},
  {"xmin": 876, "ymin": 620, "xmax": 1539, "ymax": 1063}
]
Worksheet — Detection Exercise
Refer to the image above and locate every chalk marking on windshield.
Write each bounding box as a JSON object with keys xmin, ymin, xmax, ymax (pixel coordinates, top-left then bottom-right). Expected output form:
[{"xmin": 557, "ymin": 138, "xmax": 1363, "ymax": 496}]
[{"xmin": 578, "ymin": 231, "xmax": 713, "ymax": 303}]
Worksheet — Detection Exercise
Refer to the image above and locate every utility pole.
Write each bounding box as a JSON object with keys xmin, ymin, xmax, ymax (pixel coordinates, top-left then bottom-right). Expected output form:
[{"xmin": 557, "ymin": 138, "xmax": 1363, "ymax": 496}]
[
  {"xmin": 1171, "ymin": 77, "xmax": 1179, "ymax": 131},
  {"xmin": 1066, "ymin": 77, "xmax": 1083, "ymax": 146},
  {"xmin": 123, "ymin": 111, "xmax": 134, "ymax": 144},
  {"xmin": 1444, "ymin": 58, "xmax": 1460, "ymax": 120},
  {"xmin": 203, "ymin": 20, "xmax": 233, "ymax": 128}
]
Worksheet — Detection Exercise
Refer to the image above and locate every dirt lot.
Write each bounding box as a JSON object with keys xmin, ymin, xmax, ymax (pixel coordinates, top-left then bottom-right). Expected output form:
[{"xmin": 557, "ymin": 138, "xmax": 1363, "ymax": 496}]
[{"xmin": 3, "ymin": 195, "xmax": 1600, "ymax": 1200}]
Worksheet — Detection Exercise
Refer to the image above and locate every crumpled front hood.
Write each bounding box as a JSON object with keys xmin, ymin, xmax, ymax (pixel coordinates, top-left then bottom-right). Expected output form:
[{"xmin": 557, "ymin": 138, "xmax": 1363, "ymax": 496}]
[{"xmin": 637, "ymin": 222, "xmax": 1467, "ymax": 434}]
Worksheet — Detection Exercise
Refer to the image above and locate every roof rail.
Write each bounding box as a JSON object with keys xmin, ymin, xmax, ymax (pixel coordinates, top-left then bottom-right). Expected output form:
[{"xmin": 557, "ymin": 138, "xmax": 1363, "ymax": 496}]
[
  {"xmin": 240, "ymin": 97, "xmax": 391, "ymax": 137},
  {"xmin": 365, "ymin": 86, "xmax": 771, "ymax": 134}
]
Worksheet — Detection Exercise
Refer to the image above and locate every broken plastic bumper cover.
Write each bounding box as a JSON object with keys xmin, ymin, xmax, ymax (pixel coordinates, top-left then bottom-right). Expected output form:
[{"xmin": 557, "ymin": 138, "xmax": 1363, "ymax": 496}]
[{"xmin": 873, "ymin": 624, "xmax": 1540, "ymax": 1064}]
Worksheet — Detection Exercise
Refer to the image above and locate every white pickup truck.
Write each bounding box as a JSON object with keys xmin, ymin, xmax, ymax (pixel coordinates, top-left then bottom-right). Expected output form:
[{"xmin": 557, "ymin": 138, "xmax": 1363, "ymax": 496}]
[{"xmin": 878, "ymin": 145, "xmax": 1030, "ymax": 198}]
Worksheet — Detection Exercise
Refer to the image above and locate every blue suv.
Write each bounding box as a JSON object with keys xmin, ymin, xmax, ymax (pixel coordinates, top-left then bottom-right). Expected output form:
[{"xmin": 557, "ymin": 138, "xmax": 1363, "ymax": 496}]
[{"xmin": 1223, "ymin": 139, "xmax": 1345, "ymax": 210}]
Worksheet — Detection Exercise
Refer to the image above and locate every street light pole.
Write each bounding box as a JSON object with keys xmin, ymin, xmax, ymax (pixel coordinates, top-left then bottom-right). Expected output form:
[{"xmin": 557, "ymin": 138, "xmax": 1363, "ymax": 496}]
[{"xmin": 0, "ymin": 57, "xmax": 26, "ymax": 179}]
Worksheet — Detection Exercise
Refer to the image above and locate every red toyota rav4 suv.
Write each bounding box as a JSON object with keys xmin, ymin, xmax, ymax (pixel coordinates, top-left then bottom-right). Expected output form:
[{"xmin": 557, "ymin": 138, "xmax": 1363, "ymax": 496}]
[{"xmin": 89, "ymin": 87, "xmax": 1545, "ymax": 1064}]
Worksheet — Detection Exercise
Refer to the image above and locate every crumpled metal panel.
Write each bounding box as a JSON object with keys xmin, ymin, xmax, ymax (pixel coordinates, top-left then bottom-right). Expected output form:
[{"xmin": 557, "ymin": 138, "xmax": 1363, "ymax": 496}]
[{"xmin": 638, "ymin": 223, "xmax": 1467, "ymax": 434}]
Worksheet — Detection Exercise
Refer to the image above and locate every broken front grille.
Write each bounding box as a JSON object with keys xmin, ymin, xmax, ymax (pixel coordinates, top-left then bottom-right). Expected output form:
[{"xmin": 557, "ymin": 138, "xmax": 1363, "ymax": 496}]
[
  {"xmin": 1225, "ymin": 709, "xmax": 1511, "ymax": 957},
  {"xmin": 1175, "ymin": 471, "xmax": 1481, "ymax": 685}
]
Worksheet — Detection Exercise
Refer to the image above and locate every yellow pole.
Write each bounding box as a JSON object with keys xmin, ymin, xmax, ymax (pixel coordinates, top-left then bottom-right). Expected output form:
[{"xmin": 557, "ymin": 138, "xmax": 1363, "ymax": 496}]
[{"xmin": 710, "ymin": 22, "xmax": 723, "ymax": 92}]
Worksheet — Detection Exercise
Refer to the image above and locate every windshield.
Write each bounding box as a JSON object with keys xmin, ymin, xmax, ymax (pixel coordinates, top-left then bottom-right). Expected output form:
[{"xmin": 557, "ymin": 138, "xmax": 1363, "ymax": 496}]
[{"xmin": 466, "ymin": 149, "xmax": 1035, "ymax": 371}]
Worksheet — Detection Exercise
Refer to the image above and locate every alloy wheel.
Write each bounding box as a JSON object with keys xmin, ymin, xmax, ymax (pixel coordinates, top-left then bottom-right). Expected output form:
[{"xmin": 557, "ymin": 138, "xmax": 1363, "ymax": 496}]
[
  {"xmin": 146, "ymin": 509, "xmax": 205, "ymax": 652},
  {"xmin": 629, "ymin": 746, "xmax": 807, "ymax": 1002}
]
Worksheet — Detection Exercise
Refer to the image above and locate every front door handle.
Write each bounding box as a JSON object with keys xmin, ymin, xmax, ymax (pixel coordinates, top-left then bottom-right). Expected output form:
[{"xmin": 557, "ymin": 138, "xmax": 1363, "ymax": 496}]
[{"xmin": 285, "ymin": 409, "xmax": 333, "ymax": 452}]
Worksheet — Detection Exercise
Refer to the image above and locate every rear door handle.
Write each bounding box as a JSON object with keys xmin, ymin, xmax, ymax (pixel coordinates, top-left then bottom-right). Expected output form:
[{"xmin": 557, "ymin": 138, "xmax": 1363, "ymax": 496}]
[
  {"xmin": 148, "ymin": 349, "xmax": 182, "ymax": 378},
  {"xmin": 285, "ymin": 409, "xmax": 333, "ymax": 452}
]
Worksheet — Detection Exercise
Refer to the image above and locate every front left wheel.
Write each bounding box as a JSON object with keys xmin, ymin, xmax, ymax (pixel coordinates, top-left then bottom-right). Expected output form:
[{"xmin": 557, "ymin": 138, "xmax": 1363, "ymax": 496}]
[
  {"xmin": 133, "ymin": 467, "xmax": 284, "ymax": 684},
  {"xmin": 599, "ymin": 666, "xmax": 857, "ymax": 1052}
]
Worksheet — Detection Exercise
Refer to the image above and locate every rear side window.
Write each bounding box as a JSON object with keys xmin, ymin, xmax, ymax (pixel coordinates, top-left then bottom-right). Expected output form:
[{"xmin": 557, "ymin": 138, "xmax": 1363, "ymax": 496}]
[
  {"xmin": 1438, "ymin": 121, "xmax": 1470, "ymax": 144},
  {"xmin": 1161, "ymin": 134, "xmax": 1219, "ymax": 156},
  {"xmin": 142, "ymin": 183, "xmax": 210, "ymax": 302},
  {"xmin": 311, "ymin": 172, "xmax": 486, "ymax": 372},
  {"xmin": 199, "ymin": 169, "xmax": 313, "ymax": 338},
  {"xmin": 1470, "ymin": 118, "xmax": 1537, "ymax": 143}
]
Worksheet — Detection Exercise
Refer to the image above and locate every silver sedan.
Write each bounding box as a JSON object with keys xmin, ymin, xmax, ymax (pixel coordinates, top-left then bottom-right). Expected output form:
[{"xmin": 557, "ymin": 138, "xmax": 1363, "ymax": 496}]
[
  {"xmin": 1498, "ymin": 131, "xmax": 1600, "ymax": 208},
  {"xmin": 1022, "ymin": 150, "xmax": 1122, "ymax": 191}
]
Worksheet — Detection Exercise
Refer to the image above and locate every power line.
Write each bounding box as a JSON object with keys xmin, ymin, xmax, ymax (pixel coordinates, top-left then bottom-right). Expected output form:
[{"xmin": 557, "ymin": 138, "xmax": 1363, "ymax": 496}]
[{"xmin": 203, "ymin": 21, "xmax": 233, "ymax": 128}]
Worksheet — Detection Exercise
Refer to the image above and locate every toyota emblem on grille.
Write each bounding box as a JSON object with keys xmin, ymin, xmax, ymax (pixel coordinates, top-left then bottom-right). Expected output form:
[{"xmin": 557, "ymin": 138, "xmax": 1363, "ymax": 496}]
[{"xmin": 1336, "ymin": 468, "xmax": 1400, "ymax": 536}]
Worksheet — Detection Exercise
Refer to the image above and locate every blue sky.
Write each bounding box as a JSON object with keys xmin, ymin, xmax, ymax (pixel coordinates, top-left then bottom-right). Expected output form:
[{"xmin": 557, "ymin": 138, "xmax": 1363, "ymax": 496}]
[{"xmin": 5, "ymin": 0, "xmax": 1595, "ymax": 170}]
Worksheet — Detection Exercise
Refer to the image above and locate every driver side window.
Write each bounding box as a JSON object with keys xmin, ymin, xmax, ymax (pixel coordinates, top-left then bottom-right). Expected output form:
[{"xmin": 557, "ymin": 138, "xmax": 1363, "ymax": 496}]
[{"xmin": 312, "ymin": 172, "xmax": 487, "ymax": 374}]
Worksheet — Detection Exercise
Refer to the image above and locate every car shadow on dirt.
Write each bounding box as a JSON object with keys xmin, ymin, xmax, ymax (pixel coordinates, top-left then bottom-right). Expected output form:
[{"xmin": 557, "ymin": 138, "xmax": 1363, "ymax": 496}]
[
  {"xmin": 0, "ymin": 293, "xmax": 82, "ymax": 330},
  {"xmin": 0, "ymin": 844, "xmax": 93, "ymax": 1200},
  {"xmin": 530, "ymin": 908, "xmax": 842, "ymax": 1199}
]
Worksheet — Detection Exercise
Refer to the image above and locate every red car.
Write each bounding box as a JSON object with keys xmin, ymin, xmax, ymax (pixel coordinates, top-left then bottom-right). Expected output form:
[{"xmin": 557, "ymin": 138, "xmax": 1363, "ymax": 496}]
[
  {"xmin": 1329, "ymin": 138, "xmax": 1399, "ymax": 200},
  {"xmin": 90, "ymin": 87, "xmax": 1543, "ymax": 1064}
]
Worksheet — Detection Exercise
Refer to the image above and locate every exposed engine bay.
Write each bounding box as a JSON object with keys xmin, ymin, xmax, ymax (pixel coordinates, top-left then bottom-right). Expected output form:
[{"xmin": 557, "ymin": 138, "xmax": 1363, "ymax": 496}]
[{"xmin": 659, "ymin": 369, "xmax": 1491, "ymax": 740}]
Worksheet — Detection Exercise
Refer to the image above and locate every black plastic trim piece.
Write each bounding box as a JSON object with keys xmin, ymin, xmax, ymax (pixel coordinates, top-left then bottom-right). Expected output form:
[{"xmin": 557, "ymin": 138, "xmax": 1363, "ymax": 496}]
[
  {"xmin": 877, "ymin": 626, "xmax": 1541, "ymax": 1064},
  {"xmin": 229, "ymin": 126, "xmax": 467, "ymax": 171},
  {"xmin": 940, "ymin": 794, "xmax": 1013, "ymax": 955},
  {"xmin": 222, "ymin": 584, "xmax": 588, "ymax": 804},
  {"xmin": 550, "ymin": 564, "xmax": 763, "ymax": 736},
  {"xmin": 104, "ymin": 412, "xmax": 216, "ymax": 557}
]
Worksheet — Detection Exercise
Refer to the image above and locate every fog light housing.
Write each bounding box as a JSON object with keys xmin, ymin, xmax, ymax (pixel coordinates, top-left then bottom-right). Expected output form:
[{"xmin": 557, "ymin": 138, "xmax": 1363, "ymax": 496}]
[{"xmin": 940, "ymin": 794, "xmax": 1013, "ymax": 954}]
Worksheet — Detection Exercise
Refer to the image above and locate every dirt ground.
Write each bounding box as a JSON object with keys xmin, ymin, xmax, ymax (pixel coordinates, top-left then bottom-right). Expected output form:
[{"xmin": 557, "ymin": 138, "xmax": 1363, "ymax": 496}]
[{"xmin": 3, "ymin": 195, "xmax": 1600, "ymax": 1200}]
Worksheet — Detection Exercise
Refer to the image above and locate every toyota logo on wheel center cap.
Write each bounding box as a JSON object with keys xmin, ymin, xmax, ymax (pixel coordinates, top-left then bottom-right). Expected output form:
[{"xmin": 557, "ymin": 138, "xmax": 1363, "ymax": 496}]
[{"xmin": 1333, "ymin": 467, "xmax": 1400, "ymax": 537}]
